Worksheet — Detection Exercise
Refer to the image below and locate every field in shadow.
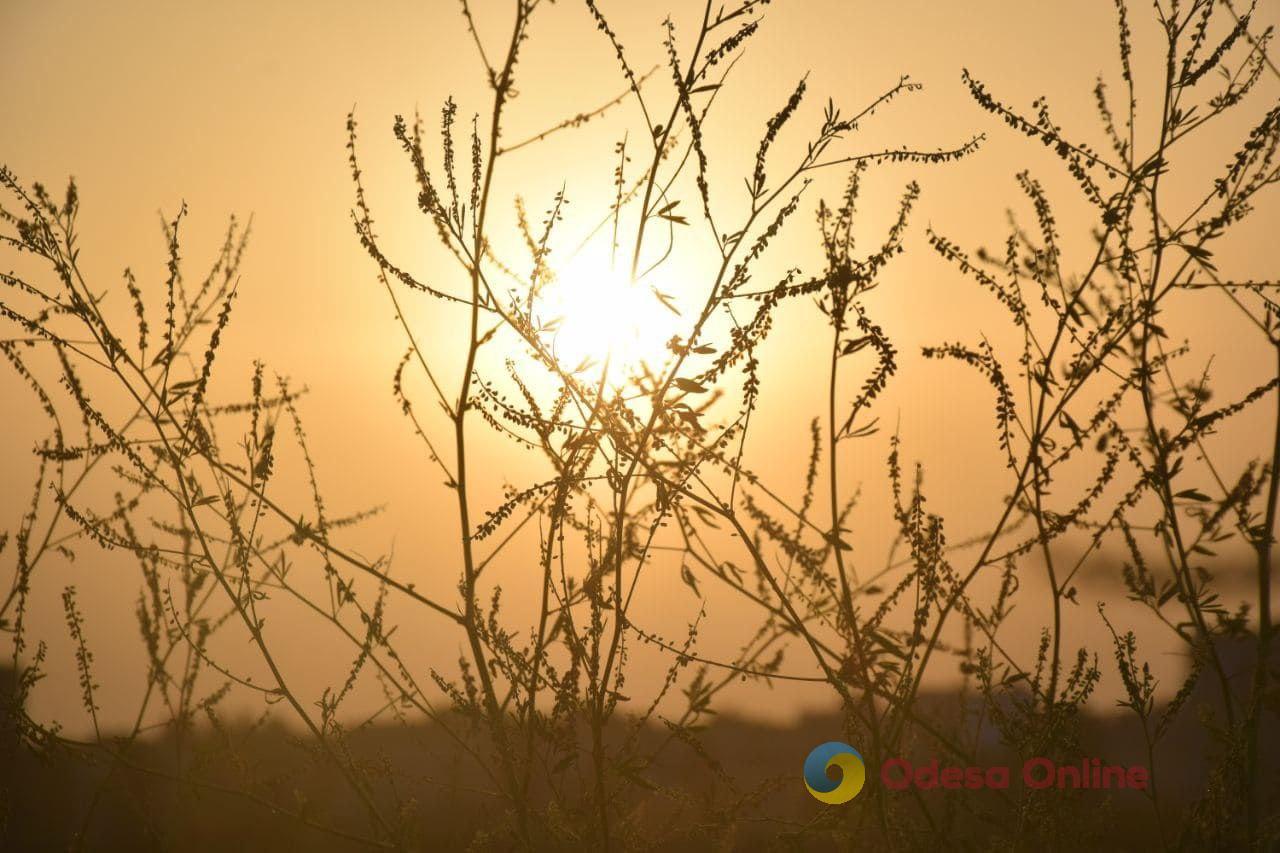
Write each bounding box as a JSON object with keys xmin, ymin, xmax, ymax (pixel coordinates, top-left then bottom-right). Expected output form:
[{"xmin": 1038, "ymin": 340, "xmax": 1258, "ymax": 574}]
[{"xmin": 4, "ymin": 633, "xmax": 1275, "ymax": 850}]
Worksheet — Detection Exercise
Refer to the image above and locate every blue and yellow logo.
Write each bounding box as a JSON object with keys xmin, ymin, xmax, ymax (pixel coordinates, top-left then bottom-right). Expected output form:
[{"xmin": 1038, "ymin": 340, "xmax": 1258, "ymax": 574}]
[{"xmin": 804, "ymin": 742, "xmax": 866, "ymax": 804}]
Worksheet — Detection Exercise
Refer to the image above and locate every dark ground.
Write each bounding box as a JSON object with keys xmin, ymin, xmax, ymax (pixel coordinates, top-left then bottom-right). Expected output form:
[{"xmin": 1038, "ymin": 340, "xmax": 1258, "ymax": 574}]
[{"xmin": 1, "ymin": 637, "xmax": 1276, "ymax": 851}]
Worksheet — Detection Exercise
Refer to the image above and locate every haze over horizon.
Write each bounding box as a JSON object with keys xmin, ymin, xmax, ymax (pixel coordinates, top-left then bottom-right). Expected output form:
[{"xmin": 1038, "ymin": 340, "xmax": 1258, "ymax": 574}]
[{"xmin": 3, "ymin": 0, "xmax": 1278, "ymax": 738}]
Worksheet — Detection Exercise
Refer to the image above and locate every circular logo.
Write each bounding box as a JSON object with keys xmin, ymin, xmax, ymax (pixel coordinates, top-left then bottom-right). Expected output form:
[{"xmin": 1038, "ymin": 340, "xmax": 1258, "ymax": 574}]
[{"xmin": 804, "ymin": 741, "xmax": 866, "ymax": 804}]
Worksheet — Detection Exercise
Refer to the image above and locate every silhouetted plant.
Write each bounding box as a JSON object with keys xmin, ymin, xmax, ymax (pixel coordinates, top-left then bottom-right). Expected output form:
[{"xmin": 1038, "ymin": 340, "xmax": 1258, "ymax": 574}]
[{"xmin": 2, "ymin": 0, "xmax": 1278, "ymax": 850}]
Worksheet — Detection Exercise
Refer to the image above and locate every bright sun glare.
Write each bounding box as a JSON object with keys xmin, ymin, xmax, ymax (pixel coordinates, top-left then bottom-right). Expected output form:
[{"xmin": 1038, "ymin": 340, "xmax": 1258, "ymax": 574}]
[{"xmin": 542, "ymin": 248, "xmax": 679, "ymax": 385}]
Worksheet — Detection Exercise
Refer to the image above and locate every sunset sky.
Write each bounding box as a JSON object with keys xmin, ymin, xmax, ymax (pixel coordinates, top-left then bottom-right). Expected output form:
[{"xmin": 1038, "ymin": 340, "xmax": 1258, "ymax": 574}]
[{"xmin": 4, "ymin": 0, "xmax": 1279, "ymax": 734}]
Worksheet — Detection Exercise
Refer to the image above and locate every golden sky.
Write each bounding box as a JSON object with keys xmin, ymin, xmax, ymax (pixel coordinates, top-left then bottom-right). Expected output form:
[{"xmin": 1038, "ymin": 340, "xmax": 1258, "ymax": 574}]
[{"xmin": 3, "ymin": 0, "xmax": 1279, "ymax": 732}]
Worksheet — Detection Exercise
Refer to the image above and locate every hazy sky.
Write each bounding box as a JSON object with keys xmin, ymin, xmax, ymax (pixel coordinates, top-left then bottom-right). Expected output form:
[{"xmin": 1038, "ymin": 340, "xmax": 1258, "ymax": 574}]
[{"xmin": 3, "ymin": 0, "xmax": 1279, "ymax": 732}]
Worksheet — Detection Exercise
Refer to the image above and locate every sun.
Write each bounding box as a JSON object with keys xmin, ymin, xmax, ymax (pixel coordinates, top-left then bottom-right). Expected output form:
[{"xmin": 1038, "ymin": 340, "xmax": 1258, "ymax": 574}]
[{"xmin": 540, "ymin": 247, "xmax": 680, "ymax": 386}]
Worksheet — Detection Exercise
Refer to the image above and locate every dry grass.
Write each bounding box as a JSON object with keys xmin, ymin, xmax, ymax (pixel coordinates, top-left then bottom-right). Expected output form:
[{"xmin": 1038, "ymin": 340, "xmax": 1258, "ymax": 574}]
[{"xmin": 2, "ymin": 0, "xmax": 1279, "ymax": 848}]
